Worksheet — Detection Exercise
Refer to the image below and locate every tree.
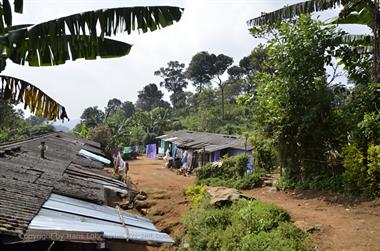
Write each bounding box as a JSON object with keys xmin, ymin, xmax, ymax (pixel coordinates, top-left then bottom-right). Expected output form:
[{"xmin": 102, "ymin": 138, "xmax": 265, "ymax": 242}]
[
  {"xmin": 186, "ymin": 51, "xmax": 233, "ymax": 119},
  {"xmin": 105, "ymin": 98, "xmax": 122, "ymax": 117},
  {"xmin": 186, "ymin": 52, "xmax": 213, "ymax": 93},
  {"xmin": 80, "ymin": 106, "xmax": 105, "ymax": 128},
  {"xmin": 154, "ymin": 61, "xmax": 188, "ymax": 109},
  {"xmin": 121, "ymin": 101, "xmax": 135, "ymax": 119},
  {"xmin": 238, "ymin": 46, "xmax": 274, "ymax": 94},
  {"xmin": 247, "ymin": 0, "xmax": 380, "ymax": 84},
  {"xmin": 135, "ymin": 83, "xmax": 169, "ymax": 111},
  {"xmin": 252, "ymin": 15, "xmax": 342, "ymax": 180},
  {"xmin": 0, "ymin": 2, "xmax": 184, "ymax": 119}
]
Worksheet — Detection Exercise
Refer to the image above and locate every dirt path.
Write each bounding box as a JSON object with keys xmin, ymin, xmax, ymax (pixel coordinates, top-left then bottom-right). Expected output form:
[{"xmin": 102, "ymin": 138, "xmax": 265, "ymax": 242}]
[
  {"xmin": 127, "ymin": 157, "xmax": 195, "ymax": 251},
  {"xmin": 128, "ymin": 157, "xmax": 380, "ymax": 251}
]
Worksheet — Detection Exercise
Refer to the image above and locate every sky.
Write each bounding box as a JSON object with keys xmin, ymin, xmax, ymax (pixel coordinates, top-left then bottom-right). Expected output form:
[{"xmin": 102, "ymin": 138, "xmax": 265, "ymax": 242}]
[{"xmin": 2, "ymin": 0, "xmax": 370, "ymax": 124}]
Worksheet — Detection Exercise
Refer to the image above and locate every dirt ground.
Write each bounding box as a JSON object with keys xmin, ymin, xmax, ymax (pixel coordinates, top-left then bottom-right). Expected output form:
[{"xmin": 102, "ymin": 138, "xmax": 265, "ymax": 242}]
[
  {"xmin": 127, "ymin": 157, "xmax": 195, "ymax": 251},
  {"xmin": 127, "ymin": 157, "xmax": 380, "ymax": 251}
]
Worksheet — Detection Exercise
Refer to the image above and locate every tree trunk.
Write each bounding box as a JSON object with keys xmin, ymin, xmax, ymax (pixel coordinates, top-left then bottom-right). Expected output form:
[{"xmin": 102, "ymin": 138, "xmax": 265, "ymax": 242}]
[
  {"xmin": 373, "ymin": 0, "xmax": 380, "ymax": 84},
  {"xmin": 217, "ymin": 76, "xmax": 225, "ymax": 120},
  {"xmin": 220, "ymin": 85, "xmax": 225, "ymax": 120}
]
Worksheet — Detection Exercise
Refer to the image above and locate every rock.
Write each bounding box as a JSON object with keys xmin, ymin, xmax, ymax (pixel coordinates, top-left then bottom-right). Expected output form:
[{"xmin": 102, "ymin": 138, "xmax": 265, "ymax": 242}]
[
  {"xmin": 206, "ymin": 187, "xmax": 254, "ymax": 206},
  {"xmin": 135, "ymin": 193, "xmax": 148, "ymax": 201},
  {"xmin": 135, "ymin": 200, "xmax": 155, "ymax": 210},
  {"xmin": 139, "ymin": 208, "xmax": 148, "ymax": 215}
]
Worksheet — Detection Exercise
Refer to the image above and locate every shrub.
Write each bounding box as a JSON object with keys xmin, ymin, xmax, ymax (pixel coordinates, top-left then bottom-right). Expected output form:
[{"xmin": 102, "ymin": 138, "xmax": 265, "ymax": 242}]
[
  {"xmin": 299, "ymin": 175, "xmax": 344, "ymax": 192},
  {"xmin": 195, "ymin": 154, "xmax": 263, "ymax": 190},
  {"xmin": 196, "ymin": 172, "xmax": 265, "ymax": 190},
  {"xmin": 182, "ymin": 198, "xmax": 308, "ymax": 251},
  {"xmin": 241, "ymin": 222, "xmax": 309, "ymax": 251},
  {"xmin": 342, "ymin": 144, "xmax": 380, "ymax": 197},
  {"xmin": 233, "ymin": 172, "xmax": 265, "ymax": 189},
  {"xmin": 367, "ymin": 145, "xmax": 380, "ymax": 197},
  {"xmin": 184, "ymin": 185, "xmax": 208, "ymax": 208}
]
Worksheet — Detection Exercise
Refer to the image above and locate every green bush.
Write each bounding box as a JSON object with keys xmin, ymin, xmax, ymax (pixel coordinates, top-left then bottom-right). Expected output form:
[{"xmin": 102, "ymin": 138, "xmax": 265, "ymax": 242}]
[
  {"xmin": 184, "ymin": 185, "xmax": 208, "ymax": 208},
  {"xmin": 182, "ymin": 198, "xmax": 308, "ymax": 251},
  {"xmin": 367, "ymin": 145, "xmax": 380, "ymax": 197},
  {"xmin": 195, "ymin": 154, "xmax": 263, "ymax": 190},
  {"xmin": 299, "ymin": 175, "xmax": 344, "ymax": 192},
  {"xmin": 342, "ymin": 144, "xmax": 380, "ymax": 197},
  {"xmin": 196, "ymin": 172, "xmax": 265, "ymax": 190},
  {"xmin": 241, "ymin": 222, "xmax": 309, "ymax": 251},
  {"xmin": 195, "ymin": 154, "xmax": 249, "ymax": 180}
]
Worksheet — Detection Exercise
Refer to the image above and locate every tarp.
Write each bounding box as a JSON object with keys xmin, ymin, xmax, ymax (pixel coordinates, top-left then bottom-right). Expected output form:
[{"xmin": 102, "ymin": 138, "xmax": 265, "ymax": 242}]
[
  {"xmin": 122, "ymin": 146, "xmax": 135, "ymax": 154},
  {"xmin": 78, "ymin": 149, "xmax": 111, "ymax": 165}
]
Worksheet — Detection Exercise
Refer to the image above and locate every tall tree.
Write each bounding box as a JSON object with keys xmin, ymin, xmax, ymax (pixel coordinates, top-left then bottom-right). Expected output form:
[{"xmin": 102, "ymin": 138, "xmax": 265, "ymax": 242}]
[
  {"xmin": 105, "ymin": 98, "xmax": 122, "ymax": 117},
  {"xmin": 121, "ymin": 101, "xmax": 135, "ymax": 119},
  {"xmin": 136, "ymin": 83, "xmax": 169, "ymax": 111},
  {"xmin": 154, "ymin": 61, "xmax": 188, "ymax": 109},
  {"xmin": 247, "ymin": 0, "xmax": 380, "ymax": 84},
  {"xmin": 186, "ymin": 52, "xmax": 213, "ymax": 93},
  {"xmin": 186, "ymin": 51, "xmax": 233, "ymax": 119},
  {"xmin": 0, "ymin": 2, "xmax": 184, "ymax": 119},
  {"xmin": 80, "ymin": 106, "xmax": 105, "ymax": 128},
  {"xmin": 238, "ymin": 46, "xmax": 274, "ymax": 94}
]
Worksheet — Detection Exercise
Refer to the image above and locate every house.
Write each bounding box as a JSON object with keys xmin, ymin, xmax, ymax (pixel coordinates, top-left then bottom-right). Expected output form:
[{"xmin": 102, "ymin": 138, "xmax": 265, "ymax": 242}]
[
  {"xmin": 0, "ymin": 132, "xmax": 173, "ymax": 251},
  {"xmin": 157, "ymin": 130, "xmax": 254, "ymax": 170}
]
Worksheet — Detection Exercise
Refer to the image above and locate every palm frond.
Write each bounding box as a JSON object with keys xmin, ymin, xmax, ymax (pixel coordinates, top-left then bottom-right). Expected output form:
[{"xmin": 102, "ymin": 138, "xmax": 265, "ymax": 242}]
[
  {"xmin": 247, "ymin": 0, "xmax": 343, "ymax": 26},
  {"xmin": 6, "ymin": 34, "xmax": 132, "ymax": 66},
  {"xmin": 0, "ymin": 75, "xmax": 68, "ymax": 120}
]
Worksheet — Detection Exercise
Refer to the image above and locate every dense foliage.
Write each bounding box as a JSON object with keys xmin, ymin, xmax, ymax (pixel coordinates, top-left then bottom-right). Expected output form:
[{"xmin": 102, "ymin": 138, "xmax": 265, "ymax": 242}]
[
  {"xmin": 0, "ymin": 100, "xmax": 56, "ymax": 143},
  {"xmin": 194, "ymin": 154, "xmax": 265, "ymax": 190},
  {"xmin": 182, "ymin": 185, "xmax": 309, "ymax": 251}
]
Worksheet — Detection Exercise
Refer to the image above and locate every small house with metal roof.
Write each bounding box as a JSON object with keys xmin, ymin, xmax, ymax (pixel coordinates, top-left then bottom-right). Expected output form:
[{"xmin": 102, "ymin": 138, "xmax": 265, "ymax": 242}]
[
  {"xmin": 157, "ymin": 130, "xmax": 254, "ymax": 170},
  {"xmin": 0, "ymin": 132, "xmax": 173, "ymax": 251}
]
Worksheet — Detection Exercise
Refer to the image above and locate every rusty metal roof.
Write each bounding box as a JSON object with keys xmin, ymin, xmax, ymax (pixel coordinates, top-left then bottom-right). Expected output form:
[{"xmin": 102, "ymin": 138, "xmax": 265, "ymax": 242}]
[{"xmin": 0, "ymin": 132, "xmax": 112, "ymax": 238}]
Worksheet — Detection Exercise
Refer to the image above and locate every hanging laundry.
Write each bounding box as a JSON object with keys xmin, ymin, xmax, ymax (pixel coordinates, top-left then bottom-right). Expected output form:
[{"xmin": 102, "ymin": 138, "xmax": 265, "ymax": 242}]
[{"xmin": 146, "ymin": 144, "xmax": 157, "ymax": 160}]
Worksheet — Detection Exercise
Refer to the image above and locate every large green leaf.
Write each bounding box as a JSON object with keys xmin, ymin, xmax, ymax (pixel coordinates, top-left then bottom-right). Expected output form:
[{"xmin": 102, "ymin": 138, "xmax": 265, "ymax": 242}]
[
  {"xmin": 6, "ymin": 34, "xmax": 132, "ymax": 66},
  {"xmin": 247, "ymin": 0, "xmax": 344, "ymax": 26},
  {"xmin": 0, "ymin": 75, "xmax": 68, "ymax": 120},
  {"xmin": 3, "ymin": 6, "xmax": 182, "ymax": 66},
  {"xmin": 14, "ymin": 0, "xmax": 22, "ymax": 13},
  {"xmin": 329, "ymin": 0, "xmax": 374, "ymax": 26}
]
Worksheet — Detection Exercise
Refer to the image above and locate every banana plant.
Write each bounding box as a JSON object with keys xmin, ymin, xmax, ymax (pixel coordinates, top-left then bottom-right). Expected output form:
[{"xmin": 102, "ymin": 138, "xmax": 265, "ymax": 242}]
[
  {"xmin": 247, "ymin": 0, "xmax": 380, "ymax": 83},
  {"xmin": 0, "ymin": 0, "xmax": 184, "ymax": 120}
]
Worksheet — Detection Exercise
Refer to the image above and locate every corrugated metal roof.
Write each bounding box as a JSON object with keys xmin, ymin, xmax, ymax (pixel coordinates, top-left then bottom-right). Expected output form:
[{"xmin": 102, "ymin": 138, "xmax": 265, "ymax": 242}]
[
  {"xmin": 0, "ymin": 132, "xmax": 113, "ymax": 238},
  {"xmin": 157, "ymin": 130, "xmax": 253, "ymax": 152},
  {"xmin": 28, "ymin": 194, "xmax": 174, "ymax": 244}
]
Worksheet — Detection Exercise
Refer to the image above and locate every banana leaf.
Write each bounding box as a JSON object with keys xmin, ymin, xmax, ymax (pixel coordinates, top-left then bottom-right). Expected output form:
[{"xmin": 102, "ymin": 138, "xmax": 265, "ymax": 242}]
[
  {"xmin": 0, "ymin": 75, "xmax": 68, "ymax": 120},
  {"xmin": 247, "ymin": 0, "xmax": 344, "ymax": 26},
  {"xmin": 2, "ymin": 6, "xmax": 183, "ymax": 66}
]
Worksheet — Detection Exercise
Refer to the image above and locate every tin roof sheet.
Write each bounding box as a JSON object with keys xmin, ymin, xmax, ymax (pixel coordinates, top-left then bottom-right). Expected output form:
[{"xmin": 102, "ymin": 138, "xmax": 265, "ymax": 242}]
[{"xmin": 28, "ymin": 194, "xmax": 174, "ymax": 244}]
